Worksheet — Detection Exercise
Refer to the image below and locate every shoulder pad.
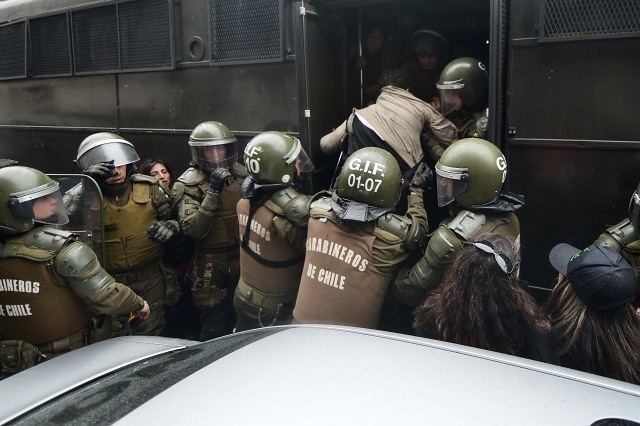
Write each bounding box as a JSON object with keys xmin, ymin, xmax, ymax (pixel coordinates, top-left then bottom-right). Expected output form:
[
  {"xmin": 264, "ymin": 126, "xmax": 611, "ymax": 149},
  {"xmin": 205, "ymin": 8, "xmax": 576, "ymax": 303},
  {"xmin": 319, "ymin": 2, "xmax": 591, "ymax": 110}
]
[
  {"xmin": 376, "ymin": 213, "xmax": 411, "ymax": 240},
  {"xmin": 425, "ymin": 225, "xmax": 465, "ymax": 268},
  {"xmin": 309, "ymin": 194, "xmax": 333, "ymax": 212},
  {"xmin": 232, "ymin": 163, "xmax": 249, "ymax": 179},
  {"xmin": 2, "ymin": 228, "xmax": 76, "ymax": 261},
  {"xmin": 177, "ymin": 167, "xmax": 208, "ymax": 185},
  {"xmin": 446, "ymin": 210, "xmax": 486, "ymax": 242},
  {"xmin": 271, "ymin": 187, "xmax": 311, "ymax": 226},
  {"xmin": 54, "ymin": 242, "xmax": 114, "ymax": 299},
  {"xmin": 130, "ymin": 173, "xmax": 158, "ymax": 185}
]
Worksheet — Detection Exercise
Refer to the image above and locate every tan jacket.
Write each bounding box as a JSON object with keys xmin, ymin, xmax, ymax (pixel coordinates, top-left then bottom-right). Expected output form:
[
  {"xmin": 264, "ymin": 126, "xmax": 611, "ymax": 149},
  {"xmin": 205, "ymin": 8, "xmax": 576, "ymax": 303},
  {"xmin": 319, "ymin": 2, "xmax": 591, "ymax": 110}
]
[{"xmin": 320, "ymin": 86, "xmax": 458, "ymax": 168}]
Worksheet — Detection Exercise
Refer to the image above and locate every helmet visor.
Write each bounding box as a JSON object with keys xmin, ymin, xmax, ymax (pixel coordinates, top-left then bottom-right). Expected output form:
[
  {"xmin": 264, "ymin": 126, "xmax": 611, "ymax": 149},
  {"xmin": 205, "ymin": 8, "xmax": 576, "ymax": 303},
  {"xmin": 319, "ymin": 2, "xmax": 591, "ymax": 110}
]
[
  {"xmin": 191, "ymin": 142, "xmax": 238, "ymax": 171},
  {"xmin": 438, "ymin": 88, "xmax": 463, "ymax": 116},
  {"xmin": 9, "ymin": 183, "xmax": 69, "ymax": 226},
  {"xmin": 286, "ymin": 140, "xmax": 314, "ymax": 175},
  {"xmin": 77, "ymin": 140, "xmax": 140, "ymax": 169},
  {"xmin": 435, "ymin": 168, "xmax": 469, "ymax": 207}
]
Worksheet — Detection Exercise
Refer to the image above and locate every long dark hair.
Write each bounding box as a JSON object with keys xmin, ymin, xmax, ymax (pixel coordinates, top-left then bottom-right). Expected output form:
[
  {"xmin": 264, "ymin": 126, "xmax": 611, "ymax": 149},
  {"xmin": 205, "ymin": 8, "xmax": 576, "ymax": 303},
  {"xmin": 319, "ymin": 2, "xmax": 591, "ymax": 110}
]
[
  {"xmin": 138, "ymin": 158, "xmax": 174, "ymax": 187},
  {"xmin": 413, "ymin": 233, "xmax": 550, "ymax": 357},
  {"xmin": 544, "ymin": 276, "xmax": 640, "ymax": 384}
]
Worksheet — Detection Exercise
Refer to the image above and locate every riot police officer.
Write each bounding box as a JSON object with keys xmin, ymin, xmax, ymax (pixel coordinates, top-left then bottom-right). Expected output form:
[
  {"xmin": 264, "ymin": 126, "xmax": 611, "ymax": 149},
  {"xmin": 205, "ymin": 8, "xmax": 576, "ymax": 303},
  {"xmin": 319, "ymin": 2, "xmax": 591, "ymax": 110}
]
[
  {"xmin": 75, "ymin": 132, "xmax": 174, "ymax": 336},
  {"xmin": 394, "ymin": 137, "xmax": 524, "ymax": 307},
  {"xmin": 293, "ymin": 147, "xmax": 428, "ymax": 329},
  {"xmin": 234, "ymin": 131, "xmax": 314, "ymax": 331},
  {"xmin": 172, "ymin": 121, "xmax": 247, "ymax": 340},
  {"xmin": 0, "ymin": 166, "xmax": 149, "ymax": 375},
  {"xmin": 593, "ymin": 181, "xmax": 640, "ymax": 307},
  {"xmin": 425, "ymin": 57, "xmax": 489, "ymax": 161}
]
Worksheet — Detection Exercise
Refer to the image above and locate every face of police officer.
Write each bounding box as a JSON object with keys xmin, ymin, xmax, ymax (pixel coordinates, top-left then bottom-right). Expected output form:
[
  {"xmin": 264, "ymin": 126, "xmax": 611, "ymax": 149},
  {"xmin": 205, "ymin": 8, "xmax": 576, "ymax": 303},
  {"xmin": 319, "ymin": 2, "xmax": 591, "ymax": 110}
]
[
  {"xmin": 104, "ymin": 165, "xmax": 127, "ymax": 185},
  {"xmin": 418, "ymin": 53, "xmax": 440, "ymax": 71},
  {"xmin": 32, "ymin": 195, "xmax": 58, "ymax": 220}
]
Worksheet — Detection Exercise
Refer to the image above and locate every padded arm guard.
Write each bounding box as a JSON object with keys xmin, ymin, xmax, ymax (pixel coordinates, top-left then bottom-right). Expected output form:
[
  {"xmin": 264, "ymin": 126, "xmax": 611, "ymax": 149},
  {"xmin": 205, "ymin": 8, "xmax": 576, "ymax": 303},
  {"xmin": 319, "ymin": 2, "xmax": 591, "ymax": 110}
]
[
  {"xmin": 54, "ymin": 242, "xmax": 115, "ymax": 300},
  {"xmin": 271, "ymin": 187, "xmax": 311, "ymax": 227},
  {"xmin": 594, "ymin": 218, "xmax": 638, "ymax": 252},
  {"xmin": 377, "ymin": 213, "xmax": 427, "ymax": 251}
]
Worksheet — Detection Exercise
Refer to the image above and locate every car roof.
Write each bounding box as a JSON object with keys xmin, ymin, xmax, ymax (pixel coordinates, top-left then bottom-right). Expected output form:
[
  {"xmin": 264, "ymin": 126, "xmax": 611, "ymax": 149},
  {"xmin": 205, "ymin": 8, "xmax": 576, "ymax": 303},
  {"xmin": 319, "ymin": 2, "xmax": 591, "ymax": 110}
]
[{"xmin": 1, "ymin": 326, "xmax": 639, "ymax": 425}]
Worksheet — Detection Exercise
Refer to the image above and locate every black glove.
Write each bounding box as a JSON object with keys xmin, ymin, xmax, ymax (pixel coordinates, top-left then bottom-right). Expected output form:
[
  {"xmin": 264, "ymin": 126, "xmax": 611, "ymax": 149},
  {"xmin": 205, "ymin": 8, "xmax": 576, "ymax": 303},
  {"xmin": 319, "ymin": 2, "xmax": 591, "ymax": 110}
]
[
  {"xmin": 83, "ymin": 160, "xmax": 117, "ymax": 182},
  {"xmin": 147, "ymin": 220, "xmax": 180, "ymax": 243},
  {"xmin": 209, "ymin": 168, "xmax": 232, "ymax": 193},
  {"xmin": 410, "ymin": 163, "xmax": 434, "ymax": 193}
]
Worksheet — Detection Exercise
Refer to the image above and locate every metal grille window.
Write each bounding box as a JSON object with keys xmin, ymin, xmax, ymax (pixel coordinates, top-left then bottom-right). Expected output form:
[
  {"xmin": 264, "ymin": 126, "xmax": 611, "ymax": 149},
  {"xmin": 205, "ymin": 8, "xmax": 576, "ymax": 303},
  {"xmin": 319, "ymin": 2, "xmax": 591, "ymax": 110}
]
[
  {"xmin": 72, "ymin": 0, "xmax": 172, "ymax": 74},
  {"xmin": 210, "ymin": 0, "xmax": 283, "ymax": 65},
  {"xmin": 0, "ymin": 22, "xmax": 27, "ymax": 80},
  {"xmin": 541, "ymin": 0, "xmax": 640, "ymax": 41},
  {"xmin": 72, "ymin": 5, "xmax": 120, "ymax": 73},
  {"xmin": 118, "ymin": 0, "xmax": 172, "ymax": 71},
  {"xmin": 31, "ymin": 14, "xmax": 72, "ymax": 77}
]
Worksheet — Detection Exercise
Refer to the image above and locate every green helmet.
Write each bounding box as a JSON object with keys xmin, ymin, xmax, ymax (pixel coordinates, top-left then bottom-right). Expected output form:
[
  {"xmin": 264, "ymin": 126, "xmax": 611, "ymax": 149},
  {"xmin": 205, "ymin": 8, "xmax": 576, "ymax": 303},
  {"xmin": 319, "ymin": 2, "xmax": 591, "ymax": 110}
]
[
  {"xmin": 437, "ymin": 57, "xmax": 488, "ymax": 114},
  {"xmin": 243, "ymin": 131, "xmax": 314, "ymax": 184},
  {"xmin": 188, "ymin": 121, "xmax": 238, "ymax": 171},
  {"xmin": 336, "ymin": 147, "xmax": 401, "ymax": 208},
  {"xmin": 0, "ymin": 166, "xmax": 69, "ymax": 236},
  {"xmin": 75, "ymin": 132, "xmax": 140, "ymax": 170},
  {"xmin": 435, "ymin": 138, "xmax": 506, "ymax": 208}
]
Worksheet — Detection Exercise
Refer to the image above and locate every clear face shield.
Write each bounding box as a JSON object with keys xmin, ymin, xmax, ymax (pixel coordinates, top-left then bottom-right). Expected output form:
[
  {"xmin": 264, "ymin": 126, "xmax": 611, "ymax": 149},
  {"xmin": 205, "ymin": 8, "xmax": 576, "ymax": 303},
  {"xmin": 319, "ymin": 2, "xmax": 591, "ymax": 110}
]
[
  {"xmin": 76, "ymin": 140, "xmax": 140, "ymax": 169},
  {"xmin": 191, "ymin": 140, "xmax": 238, "ymax": 171},
  {"xmin": 435, "ymin": 167, "xmax": 469, "ymax": 207},
  {"xmin": 438, "ymin": 88, "xmax": 464, "ymax": 116},
  {"xmin": 9, "ymin": 182, "xmax": 69, "ymax": 226},
  {"xmin": 286, "ymin": 139, "xmax": 314, "ymax": 177}
]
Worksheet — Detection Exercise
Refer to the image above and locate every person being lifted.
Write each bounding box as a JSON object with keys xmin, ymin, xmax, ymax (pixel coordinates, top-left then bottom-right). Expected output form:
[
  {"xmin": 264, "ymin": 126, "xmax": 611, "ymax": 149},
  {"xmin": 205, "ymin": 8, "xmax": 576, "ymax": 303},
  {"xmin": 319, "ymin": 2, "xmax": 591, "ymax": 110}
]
[
  {"xmin": 172, "ymin": 121, "xmax": 246, "ymax": 340},
  {"xmin": 393, "ymin": 137, "xmax": 524, "ymax": 308},
  {"xmin": 0, "ymin": 165, "xmax": 149, "ymax": 376},
  {"xmin": 234, "ymin": 131, "xmax": 314, "ymax": 331},
  {"xmin": 320, "ymin": 68, "xmax": 457, "ymax": 212},
  {"xmin": 293, "ymin": 147, "xmax": 429, "ymax": 329}
]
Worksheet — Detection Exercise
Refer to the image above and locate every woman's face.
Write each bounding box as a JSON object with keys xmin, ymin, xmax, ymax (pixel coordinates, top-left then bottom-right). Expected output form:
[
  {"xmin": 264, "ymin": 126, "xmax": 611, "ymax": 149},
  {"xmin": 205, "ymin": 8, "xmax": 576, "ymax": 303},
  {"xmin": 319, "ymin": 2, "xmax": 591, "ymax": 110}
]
[
  {"xmin": 32, "ymin": 195, "xmax": 57, "ymax": 220},
  {"xmin": 150, "ymin": 163, "xmax": 171, "ymax": 187}
]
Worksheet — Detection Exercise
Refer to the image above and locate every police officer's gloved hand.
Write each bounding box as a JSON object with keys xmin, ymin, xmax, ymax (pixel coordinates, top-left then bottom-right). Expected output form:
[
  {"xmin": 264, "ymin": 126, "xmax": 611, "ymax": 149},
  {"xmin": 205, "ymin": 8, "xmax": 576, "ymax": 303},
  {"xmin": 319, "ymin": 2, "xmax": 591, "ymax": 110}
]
[
  {"xmin": 409, "ymin": 163, "xmax": 433, "ymax": 194},
  {"xmin": 209, "ymin": 168, "xmax": 232, "ymax": 193},
  {"xmin": 83, "ymin": 160, "xmax": 117, "ymax": 182},
  {"xmin": 147, "ymin": 220, "xmax": 180, "ymax": 243}
]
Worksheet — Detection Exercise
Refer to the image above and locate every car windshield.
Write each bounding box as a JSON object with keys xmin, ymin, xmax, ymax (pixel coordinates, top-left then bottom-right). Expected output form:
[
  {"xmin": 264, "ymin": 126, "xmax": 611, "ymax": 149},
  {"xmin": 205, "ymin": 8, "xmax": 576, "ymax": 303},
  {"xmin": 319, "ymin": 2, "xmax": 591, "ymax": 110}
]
[{"xmin": 11, "ymin": 328, "xmax": 284, "ymax": 425}]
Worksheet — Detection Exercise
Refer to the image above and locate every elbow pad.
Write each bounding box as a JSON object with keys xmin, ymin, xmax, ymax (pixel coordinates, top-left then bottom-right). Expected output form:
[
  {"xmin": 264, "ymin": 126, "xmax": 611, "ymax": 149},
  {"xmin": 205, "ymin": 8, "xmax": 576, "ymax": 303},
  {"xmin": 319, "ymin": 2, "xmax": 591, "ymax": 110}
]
[
  {"xmin": 594, "ymin": 218, "xmax": 638, "ymax": 252},
  {"xmin": 54, "ymin": 242, "xmax": 115, "ymax": 300}
]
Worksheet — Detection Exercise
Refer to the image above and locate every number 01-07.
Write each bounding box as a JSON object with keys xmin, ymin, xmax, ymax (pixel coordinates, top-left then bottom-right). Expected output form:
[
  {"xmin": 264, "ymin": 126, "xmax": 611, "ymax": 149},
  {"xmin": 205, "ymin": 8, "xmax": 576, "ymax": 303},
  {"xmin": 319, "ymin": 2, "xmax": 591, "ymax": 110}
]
[{"xmin": 347, "ymin": 174, "xmax": 383, "ymax": 192}]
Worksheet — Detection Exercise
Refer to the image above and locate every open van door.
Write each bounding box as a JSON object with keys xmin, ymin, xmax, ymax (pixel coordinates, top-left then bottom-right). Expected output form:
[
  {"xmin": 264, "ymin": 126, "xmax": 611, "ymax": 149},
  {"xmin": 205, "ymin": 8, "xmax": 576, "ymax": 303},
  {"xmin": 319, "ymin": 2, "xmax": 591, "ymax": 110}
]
[
  {"xmin": 294, "ymin": 1, "xmax": 347, "ymax": 192},
  {"xmin": 505, "ymin": 0, "xmax": 640, "ymax": 294}
]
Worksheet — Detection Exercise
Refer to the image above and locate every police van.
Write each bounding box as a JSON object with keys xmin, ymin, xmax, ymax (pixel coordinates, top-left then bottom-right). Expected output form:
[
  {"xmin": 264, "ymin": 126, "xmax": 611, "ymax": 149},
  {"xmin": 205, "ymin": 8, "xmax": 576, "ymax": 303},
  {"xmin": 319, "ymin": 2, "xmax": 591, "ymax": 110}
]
[{"xmin": 0, "ymin": 0, "xmax": 639, "ymax": 292}]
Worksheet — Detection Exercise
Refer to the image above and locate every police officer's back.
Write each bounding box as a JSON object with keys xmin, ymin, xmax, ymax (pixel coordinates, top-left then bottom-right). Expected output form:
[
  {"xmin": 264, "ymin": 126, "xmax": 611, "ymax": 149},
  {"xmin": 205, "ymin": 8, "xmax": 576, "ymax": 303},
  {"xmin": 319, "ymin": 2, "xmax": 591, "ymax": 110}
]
[
  {"xmin": 293, "ymin": 148, "xmax": 428, "ymax": 328},
  {"xmin": 234, "ymin": 132, "xmax": 313, "ymax": 331}
]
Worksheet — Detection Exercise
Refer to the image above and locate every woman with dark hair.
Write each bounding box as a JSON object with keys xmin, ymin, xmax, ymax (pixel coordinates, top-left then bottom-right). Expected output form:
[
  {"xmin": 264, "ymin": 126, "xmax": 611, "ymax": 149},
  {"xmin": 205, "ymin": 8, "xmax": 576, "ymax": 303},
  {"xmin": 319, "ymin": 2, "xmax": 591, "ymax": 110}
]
[
  {"xmin": 413, "ymin": 233, "xmax": 553, "ymax": 362},
  {"xmin": 546, "ymin": 243, "xmax": 640, "ymax": 384},
  {"xmin": 139, "ymin": 158, "xmax": 198, "ymax": 339},
  {"xmin": 139, "ymin": 158, "xmax": 174, "ymax": 188}
]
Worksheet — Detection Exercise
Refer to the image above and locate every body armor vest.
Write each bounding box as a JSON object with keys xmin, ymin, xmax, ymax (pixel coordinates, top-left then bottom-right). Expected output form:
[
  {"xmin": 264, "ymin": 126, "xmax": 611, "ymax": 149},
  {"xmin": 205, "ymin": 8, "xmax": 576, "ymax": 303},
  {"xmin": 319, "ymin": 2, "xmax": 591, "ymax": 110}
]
[
  {"xmin": 182, "ymin": 168, "xmax": 241, "ymax": 251},
  {"xmin": 293, "ymin": 214, "xmax": 390, "ymax": 329},
  {"xmin": 103, "ymin": 181, "xmax": 163, "ymax": 273},
  {"xmin": 237, "ymin": 198, "xmax": 304, "ymax": 294},
  {"xmin": 0, "ymin": 229, "xmax": 93, "ymax": 344}
]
